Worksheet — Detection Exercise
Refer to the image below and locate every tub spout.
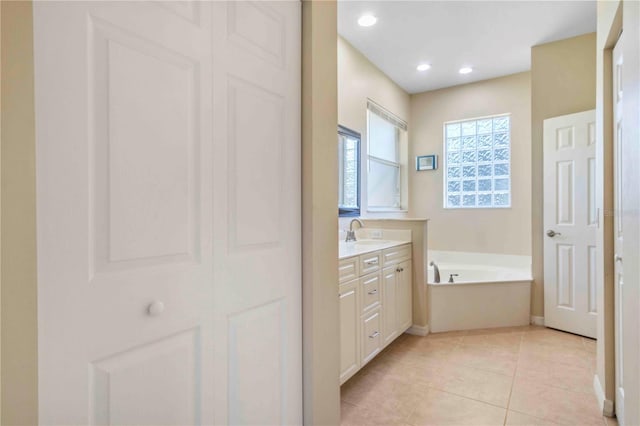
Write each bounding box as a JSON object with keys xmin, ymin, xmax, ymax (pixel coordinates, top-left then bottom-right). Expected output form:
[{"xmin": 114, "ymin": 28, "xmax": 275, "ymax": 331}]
[{"xmin": 430, "ymin": 261, "xmax": 440, "ymax": 284}]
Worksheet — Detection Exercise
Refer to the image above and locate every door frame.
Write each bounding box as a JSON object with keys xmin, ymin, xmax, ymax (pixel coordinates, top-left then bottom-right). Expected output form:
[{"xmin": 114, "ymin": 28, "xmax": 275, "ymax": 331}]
[
  {"xmin": 593, "ymin": 0, "xmax": 621, "ymax": 420},
  {"xmin": 301, "ymin": 2, "xmax": 341, "ymax": 425}
]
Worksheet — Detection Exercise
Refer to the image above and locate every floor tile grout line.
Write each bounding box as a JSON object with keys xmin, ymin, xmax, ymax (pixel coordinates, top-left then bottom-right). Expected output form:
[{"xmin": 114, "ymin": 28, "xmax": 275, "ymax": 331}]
[
  {"xmin": 503, "ymin": 333, "xmax": 523, "ymax": 426},
  {"xmin": 508, "ymin": 407, "xmax": 559, "ymax": 425},
  {"xmin": 421, "ymin": 384, "xmax": 512, "ymax": 412}
]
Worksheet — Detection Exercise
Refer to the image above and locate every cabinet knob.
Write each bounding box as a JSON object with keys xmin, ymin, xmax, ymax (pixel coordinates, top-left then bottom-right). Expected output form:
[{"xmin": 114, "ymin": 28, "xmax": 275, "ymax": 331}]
[{"xmin": 147, "ymin": 301, "xmax": 165, "ymax": 316}]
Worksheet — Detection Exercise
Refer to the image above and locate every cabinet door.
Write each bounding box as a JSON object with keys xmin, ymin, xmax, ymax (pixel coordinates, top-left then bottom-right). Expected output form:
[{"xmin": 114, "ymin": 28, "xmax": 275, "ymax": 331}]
[
  {"xmin": 339, "ymin": 280, "xmax": 360, "ymax": 384},
  {"xmin": 381, "ymin": 266, "xmax": 397, "ymax": 347},
  {"xmin": 397, "ymin": 260, "xmax": 413, "ymax": 332},
  {"xmin": 361, "ymin": 308, "xmax": 382, "ymax": 365}
]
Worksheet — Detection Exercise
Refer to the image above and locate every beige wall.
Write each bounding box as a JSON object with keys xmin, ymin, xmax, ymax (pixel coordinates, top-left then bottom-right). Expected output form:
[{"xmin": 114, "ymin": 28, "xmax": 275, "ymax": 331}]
[
  {"xmin": 337, "ymin": 36, "xmax": 410, "ymax": 218},
  {"xmin": 361, "ymin": 219, "xmax": 429, "ymax": 329},
  {"xmin": 531, "ymin": 33, "xmax": 597, "ymax": 317},
  {"xmin": 302, "ymin": 1, "xmax": 341, "ymax": 425},
  {"xmin": 0, "ymin": 1, "xmax": 39, "ymax": 424},
  {"xmin": 409, "ymin": 72, "xmax": 532, "ymax": 256}
]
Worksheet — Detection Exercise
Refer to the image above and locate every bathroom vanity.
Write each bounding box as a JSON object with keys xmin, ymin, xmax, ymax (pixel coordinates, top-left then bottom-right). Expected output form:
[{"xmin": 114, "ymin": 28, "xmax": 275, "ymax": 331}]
[{"xmin": 338, "ymin": 239, "xmax": 413, "ymax": 384}]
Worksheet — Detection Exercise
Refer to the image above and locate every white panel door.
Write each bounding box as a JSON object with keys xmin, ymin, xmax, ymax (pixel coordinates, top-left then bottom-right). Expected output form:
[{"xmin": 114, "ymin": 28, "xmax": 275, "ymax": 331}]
[
  {"xmin": 33, "ymin": 1, "xmax": 301, "ymax": 424},
  {"xmin": 613, "ymin": 33, "xmax": 627, "ymax": 425},
  {"xmin": 210, "ymin": 2, "xmax": 301, "ymax": 424},
  {"xmin": 543, "ymin": 110, "xmax": 597, "ymax": 338}
]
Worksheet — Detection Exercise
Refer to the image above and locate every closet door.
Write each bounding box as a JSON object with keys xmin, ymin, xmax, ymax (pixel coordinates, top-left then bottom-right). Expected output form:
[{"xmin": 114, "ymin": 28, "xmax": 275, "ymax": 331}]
[
  {"xmin": 33, "ymin": 2, "xmax": 301, "ymax": 424},
  {"xmin": 210, "ymin": 2, "xmax": 302, "ymax": 425}
]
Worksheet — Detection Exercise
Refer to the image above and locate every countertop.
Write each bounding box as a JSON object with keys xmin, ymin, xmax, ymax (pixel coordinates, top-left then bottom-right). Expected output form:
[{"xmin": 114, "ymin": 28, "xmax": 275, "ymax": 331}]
[{"xmin": 339, "ymin": 239, "xmax": 411, "ymax": 260}]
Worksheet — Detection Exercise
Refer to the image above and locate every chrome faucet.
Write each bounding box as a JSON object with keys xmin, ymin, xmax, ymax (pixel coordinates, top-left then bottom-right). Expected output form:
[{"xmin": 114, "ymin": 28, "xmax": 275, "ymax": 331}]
[
  {"xmin": 430, "ymin": 261, "xmax": 440, "ymax": 283},
  {"xmin": 448, "ymin": 273, "xmax": 459, "ymax": 283},
  {"xmin": 345, "ymin": 218, "xmax": 364, "ymax": 242}
]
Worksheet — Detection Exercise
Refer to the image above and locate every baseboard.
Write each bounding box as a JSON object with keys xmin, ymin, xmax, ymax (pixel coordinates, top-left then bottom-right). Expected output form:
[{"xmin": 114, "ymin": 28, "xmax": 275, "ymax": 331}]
[
  {"xmin": 530, "ymin": 316, "xmax": 545, "ymax": 326},
  {"xmin": 405, "ymin": 324, "xmax": 429, "ymax": 336},
  {"xmin": 593, "ymin": 374, "xmax": 615, "ymax": 417}
]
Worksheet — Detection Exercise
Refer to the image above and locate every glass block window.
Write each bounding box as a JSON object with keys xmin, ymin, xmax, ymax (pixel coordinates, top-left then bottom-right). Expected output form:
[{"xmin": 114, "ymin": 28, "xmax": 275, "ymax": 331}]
[{"xmin": 444, "ymin": 115, "xmax": 511, "ymax": 208}]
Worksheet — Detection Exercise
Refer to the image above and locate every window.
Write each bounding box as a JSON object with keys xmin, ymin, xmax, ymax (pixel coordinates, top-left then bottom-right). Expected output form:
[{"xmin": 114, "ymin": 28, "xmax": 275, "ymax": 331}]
[
  {"xmin": 367, "ymin": 101, "xmax": 408, "ymax": 211},
  {"xmin": 444, "ymin": 114, "xmax": 511, "ymax": 208},
  {"xmin": 338, "ymin": 126, "xmax": 361, "ymax": 217}
]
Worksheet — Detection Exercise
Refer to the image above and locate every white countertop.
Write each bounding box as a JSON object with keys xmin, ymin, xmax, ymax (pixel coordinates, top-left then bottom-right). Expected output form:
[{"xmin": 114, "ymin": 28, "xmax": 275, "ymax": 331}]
[{"xmin": 339, "ymin": 239, "xmax": 411, "ymax": 260}]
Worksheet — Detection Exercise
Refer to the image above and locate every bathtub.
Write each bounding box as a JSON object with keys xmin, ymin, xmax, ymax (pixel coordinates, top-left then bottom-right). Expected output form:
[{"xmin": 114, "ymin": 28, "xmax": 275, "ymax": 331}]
[{"xmin": 427, "ymin": 251, "xmax": 532, "ymax": 333}]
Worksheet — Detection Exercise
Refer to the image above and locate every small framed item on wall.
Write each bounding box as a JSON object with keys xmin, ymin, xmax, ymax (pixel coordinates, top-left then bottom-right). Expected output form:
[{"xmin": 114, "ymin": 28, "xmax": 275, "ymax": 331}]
[{"xmin": 416, "ymin": 155, "xmax": 437, "ymax": 171}]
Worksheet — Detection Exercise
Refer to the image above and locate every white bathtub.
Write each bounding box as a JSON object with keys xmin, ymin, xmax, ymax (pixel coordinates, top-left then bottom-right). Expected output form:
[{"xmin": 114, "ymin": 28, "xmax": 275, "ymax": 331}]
[{"xmin": 427, "ymin": 251, "xmax": 532, "ymax": 333}]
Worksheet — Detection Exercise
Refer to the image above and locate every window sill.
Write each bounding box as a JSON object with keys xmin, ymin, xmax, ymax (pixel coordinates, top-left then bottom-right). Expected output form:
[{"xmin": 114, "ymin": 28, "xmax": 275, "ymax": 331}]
[
  {"xmin": 443, "ymin": 206, "xmax": 511, "ymax": 210},
  {"xmin": 366, "ymin": 209, "xmax": 409, "ymax": 213}
]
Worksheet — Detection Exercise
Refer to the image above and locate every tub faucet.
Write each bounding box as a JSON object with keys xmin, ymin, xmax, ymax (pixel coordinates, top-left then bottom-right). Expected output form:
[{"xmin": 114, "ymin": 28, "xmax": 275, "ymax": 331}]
[
  {"xmin": 345, "ymin": 219, "xmax": 364, "ymax": 242},
  {"xmin": 430, "ymin": 261, "xmax": 440, "ymax": 283},
  {"xmin": 448, "ymin": 274, "xmax": 459, "ymax": 283}
]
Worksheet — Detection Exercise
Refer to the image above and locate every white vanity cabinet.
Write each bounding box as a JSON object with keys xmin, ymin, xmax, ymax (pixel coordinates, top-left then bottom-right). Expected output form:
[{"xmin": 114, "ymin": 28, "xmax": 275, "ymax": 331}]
[
  {"xmin": 339, "ymin": 242, "xmax": 412, "ymax": 384},
  {"xmin": 382, "ymin": 260, "xmax": 413, "ymax": 348},
  {"xmin": 339, "ymin": 278, "xmax": 360, "ymax": 384}
]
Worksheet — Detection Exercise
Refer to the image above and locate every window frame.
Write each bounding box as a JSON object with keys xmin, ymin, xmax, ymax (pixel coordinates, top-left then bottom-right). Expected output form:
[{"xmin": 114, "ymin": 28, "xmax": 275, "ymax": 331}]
[
  {"xmin": 366, "ymin": 104, "xmax": 406, "ymax": 212},
  {"xmin": 442, "ymin": 113, "xmax": 512, "ymax": 209},
  {"xmin": 338, "ymin": 125, "xmax": 361, "ymax": 217}
]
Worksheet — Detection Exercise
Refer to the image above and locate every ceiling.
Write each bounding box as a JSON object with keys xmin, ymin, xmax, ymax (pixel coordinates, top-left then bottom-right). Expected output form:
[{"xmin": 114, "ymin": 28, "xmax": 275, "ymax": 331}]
[{"xmin": 338, "ymin": 1, "xmax": 596, "ymax": 94}]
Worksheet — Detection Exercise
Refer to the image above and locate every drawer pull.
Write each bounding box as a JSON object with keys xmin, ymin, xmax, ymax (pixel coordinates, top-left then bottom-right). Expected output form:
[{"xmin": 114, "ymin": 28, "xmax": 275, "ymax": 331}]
[
  {"xmin": 365, "ymin": 259, "xmax": 379, "ymax": 265},
  {"xmin": 369, "ymin": 331, "xmax": 380, "ymax": 339},
  {"xmin": 368, "ymin": 289, "xmax": 378, "ymax": 295}
]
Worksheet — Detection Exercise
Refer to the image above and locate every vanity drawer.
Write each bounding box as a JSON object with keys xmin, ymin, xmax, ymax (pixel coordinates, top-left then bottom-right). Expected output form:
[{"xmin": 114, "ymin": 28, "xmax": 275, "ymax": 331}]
[
  {"xmin": 359, "ymin": 252, "xmax": 381, "ymax": 275},
  {"xmin": 382, "ymin": 244, "xmax": 412, "ymax": 267},
  {"xmin": 339, "ymin": 257, "xmax": 359, "ymax": 284},
  {"xmin": 361, "ymin": 308, "xmax": 382, "ymax": 365},
  {"xmin": 360, "ymin": 272, "xmax": 381, "ymax": 313}
]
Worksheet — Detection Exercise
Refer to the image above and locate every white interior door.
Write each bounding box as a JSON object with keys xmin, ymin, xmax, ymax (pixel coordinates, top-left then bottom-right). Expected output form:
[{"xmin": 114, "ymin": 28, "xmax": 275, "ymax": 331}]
[
  {"xmin": 613, "ymin": 33, "xmax": 626, "ymax": 425},
  {"xmin": 543, "ymin": 110, "xmax": 597, "ymax": 338},
  {"xmin": 33, "ymin": 1, "xmax": 301, "ymax": 424}
]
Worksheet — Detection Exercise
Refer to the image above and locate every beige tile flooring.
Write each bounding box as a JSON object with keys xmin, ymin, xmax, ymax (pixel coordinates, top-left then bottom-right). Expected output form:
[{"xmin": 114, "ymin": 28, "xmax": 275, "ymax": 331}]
[{"xmin": 341, "ymin": 326, "xmax": 619, "ymax": 426}]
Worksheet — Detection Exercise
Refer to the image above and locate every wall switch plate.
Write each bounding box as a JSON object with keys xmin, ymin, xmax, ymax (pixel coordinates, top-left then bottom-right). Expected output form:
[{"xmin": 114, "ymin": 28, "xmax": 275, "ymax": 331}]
[{"xmin": 370, "ymin": 229, "xmax": 383, "ymax": 239}]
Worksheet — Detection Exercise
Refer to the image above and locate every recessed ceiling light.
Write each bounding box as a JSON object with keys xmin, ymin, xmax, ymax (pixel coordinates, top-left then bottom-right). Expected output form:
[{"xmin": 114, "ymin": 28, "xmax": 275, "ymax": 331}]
[
  {"xmin": 358, "ymin": 14, "xmax": 377, "ymax": 27},
  {"xmin": 416, "ymin": 63, "xmax": 431, "ymax": 72},
  {"xmin": 459, "ymin": 67, "xmax": 473, "ymax": 74}
]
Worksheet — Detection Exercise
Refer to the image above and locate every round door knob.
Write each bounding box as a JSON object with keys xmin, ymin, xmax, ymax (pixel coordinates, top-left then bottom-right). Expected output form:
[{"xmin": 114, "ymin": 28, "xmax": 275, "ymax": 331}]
[
  {"xmin": 147, "ymin": 301, "xmax": 165, "ymax": 316},
  {"xmin": 546, "ymin": 230, "xmax": 561, "ymax": 238}
]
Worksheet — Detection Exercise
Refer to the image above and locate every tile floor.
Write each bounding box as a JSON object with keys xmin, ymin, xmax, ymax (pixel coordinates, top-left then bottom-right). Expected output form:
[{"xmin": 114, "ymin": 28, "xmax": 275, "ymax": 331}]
[{"xmin": 341, "ymin": 326, "xmax": 618, "ymax": 426}]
